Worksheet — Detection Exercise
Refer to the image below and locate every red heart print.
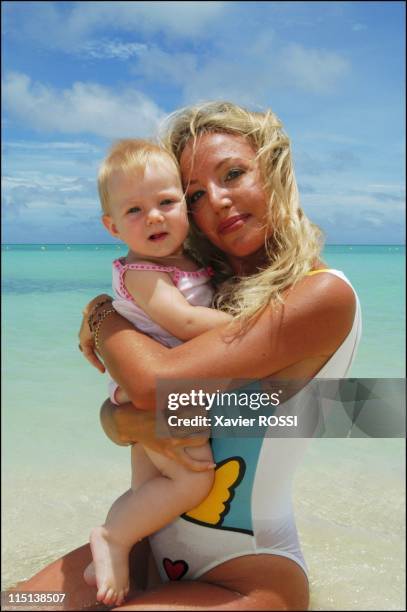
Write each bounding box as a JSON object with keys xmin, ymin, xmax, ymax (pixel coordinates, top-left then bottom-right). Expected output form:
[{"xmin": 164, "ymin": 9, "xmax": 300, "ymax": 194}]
[{"xmin": 163, "ymin": 557, "xmax": 189, "ymax": 581}]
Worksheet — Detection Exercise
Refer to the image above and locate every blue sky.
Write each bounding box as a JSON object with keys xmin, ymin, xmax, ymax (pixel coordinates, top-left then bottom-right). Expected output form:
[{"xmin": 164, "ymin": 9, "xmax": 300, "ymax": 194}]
[{"xmin": 2, "ymin": 1, "xmax": 405, "ymax": 244}]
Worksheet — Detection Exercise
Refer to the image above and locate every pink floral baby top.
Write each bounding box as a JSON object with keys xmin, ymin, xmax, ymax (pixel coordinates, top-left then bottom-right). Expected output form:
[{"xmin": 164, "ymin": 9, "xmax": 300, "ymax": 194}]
[
  {"xmin": 107, "ymin": 258, "xmax": 215, "ymax": 404},
  {"xmin": 112, "ymin": 258, "xmax": 215, "ymax": 348}
]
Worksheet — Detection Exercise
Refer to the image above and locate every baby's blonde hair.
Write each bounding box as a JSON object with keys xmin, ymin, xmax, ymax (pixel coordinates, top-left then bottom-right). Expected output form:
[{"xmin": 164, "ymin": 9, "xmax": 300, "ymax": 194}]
[
  {"xmin": 98, "ymin": 138, "xmax": 179, "ymax": 214},
  {"xmin": 160, "ymin": 101, "xmax": 324, "ymax": 323}
]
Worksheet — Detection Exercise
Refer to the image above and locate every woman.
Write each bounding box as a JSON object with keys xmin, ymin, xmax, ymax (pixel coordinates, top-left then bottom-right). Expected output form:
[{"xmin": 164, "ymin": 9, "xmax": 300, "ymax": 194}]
[{"xmin": 28, "ymin": 101, "xmax": 361, "ymax": 611}]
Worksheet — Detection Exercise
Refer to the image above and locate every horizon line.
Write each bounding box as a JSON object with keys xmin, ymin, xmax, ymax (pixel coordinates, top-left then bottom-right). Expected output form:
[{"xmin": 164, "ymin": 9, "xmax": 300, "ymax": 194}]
[{"xmin": 2, "ymin": 242, "xmax": 406, "ymax": 247}]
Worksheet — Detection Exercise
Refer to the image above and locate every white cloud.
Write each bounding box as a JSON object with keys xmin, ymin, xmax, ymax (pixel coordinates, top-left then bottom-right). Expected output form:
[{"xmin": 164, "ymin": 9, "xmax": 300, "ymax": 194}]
[
  {"xmin": 362, "ymin": 214, "xmax": 382, "ymax": 227},
  {"xmin": 4, "ymin": 141, "xmax": 101, "ymax": 153},
  {"xmin": 302, "ymin": 188, "xmax": 405, "ymax": 217},
  {"xmin": 3, "ymin": 173, "xmax": 95, "ymax": 195},
  {"xmin": 279, "ymin": 44, "xmax": 350, "ymax": 94},
  {"xmin": 3, "ymin": 72, "xmax": 165, "ymax": 138},
  {"xmin": 131, "ymin": 44, "xmax": 265, "ymax": 104},
  {"xmin": 367, "ymin": 183, "xmax": 405, "ymax": 192},
  {"xmin": 5, "ymin": 5, "xmax": 350, "ymax": 107},
  {"xmin": 299, "ymin": 131, "xmax": 361, "ymax": 145},
  {"xmin": 81, "ymin": 40, "xmax": 147, "ymax": 60},
  {"xmin": 2, "ymin": 172, "xmax": 98, "ymax": 220},
  {"xmin": 293, "ymin": 173, "xmax": 405, "ymax": 243},
  {"xmin": 136, "ymin": 46, "xmax": 267, "ymax": 105},
  {"xmin": 131, "ymin": 36, "xmax": 350, "ymax": 105},
  {"xmin": 301, "ymin": 191, "xmax": 405, "ymax": 242},
  {"xmin": 181, "ymin": 57, "xmax": 273, "ymax": 105},
  {"xmin": 2, "ymin": 169, "xmax": 107, "ymax": 243},
  {"xmin": 352, "ymin": 23, "xmax": 367, "ymax": 32},
  {"xmin": 8, "ymin": 1, "xmax": 226, "ymax": 51},
  {"xmin": 71, "ymin": 1, "xmax": 225, "ymax": 38},
  {"xmin": 131, "ymin": 46, "xmax": 198, "ymax": 86}
]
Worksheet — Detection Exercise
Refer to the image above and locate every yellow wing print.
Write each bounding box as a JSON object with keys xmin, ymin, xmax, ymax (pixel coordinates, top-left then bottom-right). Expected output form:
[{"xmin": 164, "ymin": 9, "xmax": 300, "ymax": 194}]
[{"xmin": 183, "ymin": 457, "xmax": 245, "ymax": 526}]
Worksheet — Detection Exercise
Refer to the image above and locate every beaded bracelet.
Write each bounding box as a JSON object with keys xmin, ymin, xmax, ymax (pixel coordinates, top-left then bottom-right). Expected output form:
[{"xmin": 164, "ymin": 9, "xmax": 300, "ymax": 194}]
[
  {"xmin": 87, "ymin": 298, "xmax": 113, "ymax": 333},
  {"xmin": 93, "ymin": 308, "xmax": 117, "ymax": 352},
  {"xmin": 84, "ymin": 296, "xmax": 112, "ymax": 316}
]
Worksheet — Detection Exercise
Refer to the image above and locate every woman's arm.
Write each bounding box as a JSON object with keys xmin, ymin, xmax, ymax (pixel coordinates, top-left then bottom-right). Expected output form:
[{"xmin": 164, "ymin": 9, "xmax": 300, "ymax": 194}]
[
  {"xmin": 97, "ymin": 273, "xmax": 356, "ymax": 410},
  {"xmin": 100, "ymin": 399, "xmax": 214, "ymax": 471},
  {"xmin": 78, "ymin": 293, "xmax": 113, "ymax": 373}
]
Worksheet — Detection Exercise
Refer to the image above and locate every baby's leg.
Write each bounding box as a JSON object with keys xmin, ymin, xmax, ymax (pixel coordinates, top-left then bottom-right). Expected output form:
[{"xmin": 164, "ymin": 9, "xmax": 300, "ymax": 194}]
[
  {"xmin": 142, "ymin": 441, "xmax": 215, "ymax": 511},
  {"xmin": 131, "ymin": 442, "xmax": 161, "ymax": 490},
  {"xmin": 90, "ymin": 443, "xmax": 214, "ymax": 605},
  {"xmin": 88, "ymin": 445, "xmax": 160, "ymax": 606},
  {"xmin": 105, "ymin": 442, "xmax": 214, "ymax": 537}
]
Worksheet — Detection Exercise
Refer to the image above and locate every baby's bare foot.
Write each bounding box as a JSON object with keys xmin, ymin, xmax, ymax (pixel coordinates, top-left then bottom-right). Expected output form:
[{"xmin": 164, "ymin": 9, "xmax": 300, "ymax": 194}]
[
  {"xmin": 83, "ymin": 562, "xmax": 97, "ymax": 586},
  {"xmin": 90, "ymin": 526, "xmax": 130, "ymax": 607}
]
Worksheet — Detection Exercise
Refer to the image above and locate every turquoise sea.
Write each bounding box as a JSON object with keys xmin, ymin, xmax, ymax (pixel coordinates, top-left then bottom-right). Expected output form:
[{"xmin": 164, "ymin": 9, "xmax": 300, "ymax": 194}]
[{"xmin": 2, "ymin": 244, "xmax": 406, "ymax": 610}]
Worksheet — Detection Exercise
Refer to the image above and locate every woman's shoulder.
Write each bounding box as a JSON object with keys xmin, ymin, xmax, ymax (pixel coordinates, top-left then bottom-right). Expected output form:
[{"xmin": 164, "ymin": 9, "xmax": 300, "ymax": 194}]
[
  {"xmin": 296, "ymin": 268, "xmax": 356, "ymax": 314},
  {"xmin": 304, "ymin": 268, "xmax": 356, "ymax": 304},
  {"xmin": 280, "ymin": 269, "xmax": 357, "ymax": 356}
]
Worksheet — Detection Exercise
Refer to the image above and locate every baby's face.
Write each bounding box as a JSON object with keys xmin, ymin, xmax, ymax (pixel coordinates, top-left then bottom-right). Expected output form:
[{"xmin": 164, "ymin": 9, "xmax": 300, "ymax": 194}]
[{"xmin": 104, "ymin": 158, "xmax": 189, "ymax": 258}]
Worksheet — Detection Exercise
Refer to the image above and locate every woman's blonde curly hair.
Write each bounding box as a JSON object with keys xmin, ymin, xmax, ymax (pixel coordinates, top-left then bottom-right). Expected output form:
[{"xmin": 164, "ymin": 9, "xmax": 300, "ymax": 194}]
[{"xmin": 159, "ymin": 100, "xmax": 324, "ymax": 324}]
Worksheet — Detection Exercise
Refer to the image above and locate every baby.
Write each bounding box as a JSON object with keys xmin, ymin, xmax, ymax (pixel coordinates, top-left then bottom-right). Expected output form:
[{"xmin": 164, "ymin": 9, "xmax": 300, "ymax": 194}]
[{"xmin": 86, "ymin": 139, "xmax": 232, "ymax": 606}]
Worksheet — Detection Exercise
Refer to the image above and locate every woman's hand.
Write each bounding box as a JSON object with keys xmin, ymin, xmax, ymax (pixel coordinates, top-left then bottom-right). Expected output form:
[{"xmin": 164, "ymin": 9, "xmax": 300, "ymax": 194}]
[
  {"xmin": 100, "ymin": 399, "xmax": 214, "ymax": 471},
  {"xmin": 78, "ymin": 294, "xmax": 113, "ymax": 373}
]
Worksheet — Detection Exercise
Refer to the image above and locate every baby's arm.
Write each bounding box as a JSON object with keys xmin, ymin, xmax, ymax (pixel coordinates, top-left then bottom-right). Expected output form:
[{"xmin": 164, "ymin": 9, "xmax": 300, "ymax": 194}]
[{"xmin": 124, "ymin": 269, "xmax": 232, "ymax": 341}]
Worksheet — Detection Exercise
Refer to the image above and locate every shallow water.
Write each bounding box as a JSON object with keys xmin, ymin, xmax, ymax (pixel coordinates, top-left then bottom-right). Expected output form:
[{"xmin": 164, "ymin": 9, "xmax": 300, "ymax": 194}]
[{"xmin": 297, "ymin": 438, "xmax": 405, "ymax": 611}]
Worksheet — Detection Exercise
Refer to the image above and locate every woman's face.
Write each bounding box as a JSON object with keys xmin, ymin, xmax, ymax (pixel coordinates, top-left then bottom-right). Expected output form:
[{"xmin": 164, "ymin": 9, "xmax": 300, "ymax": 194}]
[{"xmin": 180, "ymin": 133, "xmax": 270, "ymax": 264}]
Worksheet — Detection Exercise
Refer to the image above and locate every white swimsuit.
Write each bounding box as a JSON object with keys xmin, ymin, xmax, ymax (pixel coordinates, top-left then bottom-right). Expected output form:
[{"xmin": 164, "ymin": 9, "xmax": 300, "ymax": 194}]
[
  {"xmin": 149, "ymin": 269, "xmax": 362, "ymax": 582},
  {"xmin": 108, "ymin": 258, "xmax": 214, "ymax": 403}
]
